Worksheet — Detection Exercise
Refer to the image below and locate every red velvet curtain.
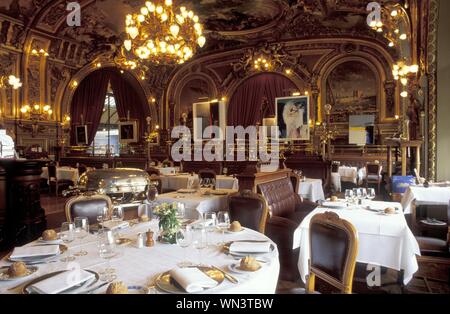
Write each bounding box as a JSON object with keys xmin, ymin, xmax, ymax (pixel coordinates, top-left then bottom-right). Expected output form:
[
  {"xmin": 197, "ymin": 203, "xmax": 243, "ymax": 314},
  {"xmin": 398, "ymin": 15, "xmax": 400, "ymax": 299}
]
[
  {"xmin": 227, "ymin": 73, "xmax": 297, "ymax": 126},
  {"xmin": 70, "ymin": 70, "xmax": 110, "ymax": 145},
  {"xmin": 108, "ymin": 69, "xmax": 150, "ymax": 140},
  {"xmin": 70, "ymin": 68, "xmax": 149, "ymax": 145}
]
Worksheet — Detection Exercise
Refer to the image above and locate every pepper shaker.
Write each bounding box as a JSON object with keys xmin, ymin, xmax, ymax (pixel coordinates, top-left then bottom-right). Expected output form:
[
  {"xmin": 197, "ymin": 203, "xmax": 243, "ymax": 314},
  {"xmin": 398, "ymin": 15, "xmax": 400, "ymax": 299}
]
[{"xmin": 145, "ymin": 230, "xmax": 155, "ymax": 247}]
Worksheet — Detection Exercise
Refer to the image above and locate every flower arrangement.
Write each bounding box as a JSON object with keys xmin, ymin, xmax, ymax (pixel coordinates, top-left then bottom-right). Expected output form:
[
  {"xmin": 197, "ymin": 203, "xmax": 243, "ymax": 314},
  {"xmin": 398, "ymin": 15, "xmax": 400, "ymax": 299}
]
[{"xmin": 153, "ymin": 202, "xmax": 181, "ymax": 244}]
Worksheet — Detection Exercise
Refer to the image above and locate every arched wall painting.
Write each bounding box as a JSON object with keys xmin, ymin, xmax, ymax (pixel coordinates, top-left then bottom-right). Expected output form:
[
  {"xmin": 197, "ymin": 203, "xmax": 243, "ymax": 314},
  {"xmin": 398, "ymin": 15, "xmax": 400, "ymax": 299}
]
[
  {"xmin": 179, "ymin": 78, "xmax": 212, "ymax": 126},
  {"xmin": 326, "ymin": 61, "xmax": 378, "ymax": 123}
]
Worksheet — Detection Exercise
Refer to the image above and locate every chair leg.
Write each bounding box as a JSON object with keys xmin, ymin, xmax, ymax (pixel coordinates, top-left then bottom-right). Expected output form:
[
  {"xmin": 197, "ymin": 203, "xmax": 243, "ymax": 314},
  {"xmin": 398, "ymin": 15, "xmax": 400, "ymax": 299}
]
[{"xmin": 56, "ymin": 184, "xmax": 58, "ymax": 197}]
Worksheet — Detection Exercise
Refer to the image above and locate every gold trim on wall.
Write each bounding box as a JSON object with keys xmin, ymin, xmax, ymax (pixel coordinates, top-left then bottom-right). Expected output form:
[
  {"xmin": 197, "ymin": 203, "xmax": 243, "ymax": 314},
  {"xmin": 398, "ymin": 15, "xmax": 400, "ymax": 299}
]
[{"xmin": 427, "ymin": 0, "xmax": 439, "ymax": 180}]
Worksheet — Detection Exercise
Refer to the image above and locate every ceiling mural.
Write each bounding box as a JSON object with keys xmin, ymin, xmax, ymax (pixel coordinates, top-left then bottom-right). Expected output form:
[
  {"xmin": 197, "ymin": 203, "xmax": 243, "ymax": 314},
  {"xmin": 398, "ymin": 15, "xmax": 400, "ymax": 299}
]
[{"xmin": 177, "ymin": 0, "xmax": 285, "ymax": 32}]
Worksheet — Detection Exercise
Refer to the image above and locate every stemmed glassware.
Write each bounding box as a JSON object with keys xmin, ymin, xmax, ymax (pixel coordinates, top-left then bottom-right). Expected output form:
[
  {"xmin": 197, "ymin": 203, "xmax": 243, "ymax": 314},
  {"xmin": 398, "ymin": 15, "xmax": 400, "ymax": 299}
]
[
  {"xmin": 216, "ymin": 211, "xmax": 230, "ymax": 245},
  {"xmin": 176, "ymin": 225, "xmax": 193, "ymax": 267},
  {"xmin": 192, "ymin": 227, "xmax": 207, "ymax": 266},
  {"xmin": 176, "ymin": 202, "xmax": 186, "ymax": 220},
  {"xmin": 111, "ymin": 206, "xmax": 124, "ymax": 222},
  {"xmin": 97, "ymin": 229, "xmax": 117, "ymax": 282},
  {"xmin": 344, "ymin": 189, "xmax": 354, "ymax": 207},
  {"xmin": 73, "ymin": 217, "xmax": 89, "ymax": 256},
  {"xmin": 60, "ymin": 222, "xmax": 75, "ymax": 262},
  {"xmin": 367, "ymin": 188, "xmax": 376, "ymax": 201},
  {"xmin": 97, "ymin": 207, "xmax": 109, "ymax": 230}
]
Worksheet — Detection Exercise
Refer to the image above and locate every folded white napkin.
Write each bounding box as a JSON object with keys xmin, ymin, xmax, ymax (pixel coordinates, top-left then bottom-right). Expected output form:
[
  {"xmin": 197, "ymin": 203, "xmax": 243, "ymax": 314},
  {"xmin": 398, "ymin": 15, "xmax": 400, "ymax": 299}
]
[
  {"xmin": 169, "ymin": 267, "xmax": 218, "ymax": 293},
  {"xmin": 10, "ymin": 245, "xmax": 60, "ymax": 259},
  {"xmin": 30, "ymin": 270, "xmax": 95, "ymax": 294},
  {"xmin": 100, "ymin": 220, "xmax": 129, "ymax": 231},
  {"xmin": 229, "ymin": 242, "xmax": 271, "ymax": 253}
]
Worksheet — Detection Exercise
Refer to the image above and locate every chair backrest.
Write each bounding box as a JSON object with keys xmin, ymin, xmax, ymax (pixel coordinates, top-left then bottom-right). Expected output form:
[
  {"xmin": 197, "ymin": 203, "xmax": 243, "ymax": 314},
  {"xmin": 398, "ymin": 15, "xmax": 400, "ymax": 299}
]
[
  {"xmin": 308, "ymin": 211, "xmax": 358, "ymax": 294},
  {"xmin": 228, "ymin": 190, "xmax": 268, "ymax": 233},
  {"xmin": 198, "ymin": 169, "xmax": 217, "ymax": 180},
  {"xmin": 290, "ymin": 172, "xmax": 301, "ymax": 193},
  {"xmin": 331, "ymin": 163, "xmax": 339, "ymax": 173},
  {"xmin": 257, "ymin": 177, "xmax": 298, "ymax": 218},
  {"xmin": 366, "ymin": 163, "xmax": 382, "ymax": 175},
  {"xmin": 146, "ymin": 167, "xmax": 161, "ymax": 177},
  {"xmin": 47, "ymin": 163, "xmax": 57, "ymax": 179},
  {"xmin": 65, "ymin": 194, "xmax": 112, "ymax": 225}
]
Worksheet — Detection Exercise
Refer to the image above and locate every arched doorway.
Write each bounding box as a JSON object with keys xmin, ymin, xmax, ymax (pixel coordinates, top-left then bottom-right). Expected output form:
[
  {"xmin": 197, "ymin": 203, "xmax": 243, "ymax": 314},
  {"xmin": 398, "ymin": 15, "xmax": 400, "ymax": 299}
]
[
  {"xmin": 69, "ymin": 68, "xmax": 150, "ymax": 150},
  {"xmin": 227, "ymin": 73, "xmax": 300, "ymax": 127}
]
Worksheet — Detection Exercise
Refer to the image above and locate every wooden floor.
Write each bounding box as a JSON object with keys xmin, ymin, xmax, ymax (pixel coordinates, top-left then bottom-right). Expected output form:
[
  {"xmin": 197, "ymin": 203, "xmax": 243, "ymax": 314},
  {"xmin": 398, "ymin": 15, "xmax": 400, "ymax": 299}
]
[{"xmin": 13, "ymin": 192, "xmax": 448, "ymax": 294}]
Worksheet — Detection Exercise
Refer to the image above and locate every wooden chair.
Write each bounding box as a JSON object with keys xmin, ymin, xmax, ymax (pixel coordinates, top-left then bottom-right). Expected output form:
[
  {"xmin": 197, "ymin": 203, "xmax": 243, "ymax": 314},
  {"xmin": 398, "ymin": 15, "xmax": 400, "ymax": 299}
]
[
  {"xmin": 365, "ymin": 162, "xmax": 383, "ymax": 193},
  {"xmin": 65, "ymin": 194, "xmax": 112, "ymax": 225},
  {"xmin": 228, "ymin": 190, "xmax": 268, "ymax": 234},
  {"xmin": 198, "ymin": 169, "xmax": 217, "ymax": 181},
  {"xmin": 307, "ymin": 211, "xmax": 358, "ymax": 294},
  {"xmin": 289, "ymin": 171, "xmax": 301, "ymax": 194}
]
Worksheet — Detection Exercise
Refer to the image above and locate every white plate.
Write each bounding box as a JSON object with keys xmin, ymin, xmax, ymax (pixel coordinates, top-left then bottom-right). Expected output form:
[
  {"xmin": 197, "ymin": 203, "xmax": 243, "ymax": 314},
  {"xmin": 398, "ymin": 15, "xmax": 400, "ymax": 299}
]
[
  {"xmin": 224, "ymin": 228, "xmax": 245, "ymax": 234},
  {"xmin": 0, "ymin": 266, "xmax": 38, "ymax": 281},
  {"xmin": 177, "ymin": 189, "xmax": 197, "ymax": 194},
  {"xmin": 227, "ymin": 262, "xmax": 263, "ymax": 274}
]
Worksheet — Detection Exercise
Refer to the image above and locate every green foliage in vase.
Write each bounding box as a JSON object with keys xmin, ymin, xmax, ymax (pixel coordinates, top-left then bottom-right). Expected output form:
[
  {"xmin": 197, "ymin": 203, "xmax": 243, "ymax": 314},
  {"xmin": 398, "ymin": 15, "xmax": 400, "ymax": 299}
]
[{"xmin": 153, "ymin": 202, "xmax": 181, "ymax": 244}]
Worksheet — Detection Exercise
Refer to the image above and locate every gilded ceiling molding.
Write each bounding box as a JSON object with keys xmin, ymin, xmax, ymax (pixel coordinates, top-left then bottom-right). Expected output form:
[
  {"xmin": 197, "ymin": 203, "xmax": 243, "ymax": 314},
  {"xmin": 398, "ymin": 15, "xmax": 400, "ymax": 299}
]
[{"xmin": 426, "ymin": 0, "xmax": 439, "ymax": 181}]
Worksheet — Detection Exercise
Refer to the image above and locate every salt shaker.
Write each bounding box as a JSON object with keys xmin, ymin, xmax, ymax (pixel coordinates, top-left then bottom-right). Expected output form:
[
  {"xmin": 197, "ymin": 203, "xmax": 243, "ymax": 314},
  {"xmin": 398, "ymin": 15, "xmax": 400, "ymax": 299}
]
[{"xmin": 136, "ymin": 233, "xmax": 145, "ymax": 248}]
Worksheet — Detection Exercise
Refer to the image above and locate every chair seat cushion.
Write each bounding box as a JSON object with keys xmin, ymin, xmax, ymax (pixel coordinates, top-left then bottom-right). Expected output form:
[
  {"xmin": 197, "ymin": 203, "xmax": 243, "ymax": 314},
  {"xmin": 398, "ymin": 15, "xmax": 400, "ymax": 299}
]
[
  {"xmin": 367, "ymin": 175, "xmax": 382, "ymax": 181},
  {"xmin": 416, "ymin": 236, "xmax": 449, "ymax": 255}
]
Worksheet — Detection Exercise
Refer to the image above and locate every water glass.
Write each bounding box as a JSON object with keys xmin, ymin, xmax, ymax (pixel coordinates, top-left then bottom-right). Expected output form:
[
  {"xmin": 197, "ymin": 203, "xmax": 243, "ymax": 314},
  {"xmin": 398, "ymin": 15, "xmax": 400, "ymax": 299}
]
[
  {"xmin": 97, "ymin": 206, "xmax": 109, "ymax": 230},
  {"xmin": 60, "ymin": 222, "xmax": 75, "ymax": 262},
  {"xmin": 74, "ymin": 217, "xmax": 89, "ymax": 256},
  {"xmin": 111, "ymin": 206, "xmax": 124, "ymax": 222},
  {"xmin": 217, "ymin": 211, "xmax": 230, "ymax": 244},
  {"xmin": 367, "ymin": 188, "xmax": 376, "ymax": 201},
  {"xmin": 97, "ymin": 229, "xmax": 117, "ymax": 282},
  {"xmin": 176, "ymin": 225, "xmax": 193, "ymax": 267},
  {"xmin": 344, "ymin": 189, "xmax": 354, "ymax": 206},
  {"xmin": 176, "ymin": 202, "xmax": 186, "ymax": 220},
  {"xmin": 192, "ymin": 227, "xmax": 207, "ymax": 266}
]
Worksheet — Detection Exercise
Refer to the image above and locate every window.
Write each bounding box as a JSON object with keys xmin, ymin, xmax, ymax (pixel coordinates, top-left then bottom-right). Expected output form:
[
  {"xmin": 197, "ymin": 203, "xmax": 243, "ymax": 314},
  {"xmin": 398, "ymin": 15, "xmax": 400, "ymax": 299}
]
[{"xmin": 93, "ymin": 91, "xmax": 120, "ymax": 156}]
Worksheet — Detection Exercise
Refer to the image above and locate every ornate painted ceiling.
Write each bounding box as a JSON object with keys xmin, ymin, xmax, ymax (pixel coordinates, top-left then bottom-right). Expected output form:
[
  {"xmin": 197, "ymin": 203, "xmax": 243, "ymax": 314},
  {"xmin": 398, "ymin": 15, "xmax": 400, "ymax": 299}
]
[{"xmin": 0, "ymin": 0, "xmax": 403, "ymax": 59}]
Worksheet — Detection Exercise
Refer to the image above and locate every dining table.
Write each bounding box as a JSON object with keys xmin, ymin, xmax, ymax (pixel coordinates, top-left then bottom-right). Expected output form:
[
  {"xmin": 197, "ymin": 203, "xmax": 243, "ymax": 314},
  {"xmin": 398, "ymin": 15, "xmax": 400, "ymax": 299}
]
[
  {"xmin": 293, "ymin": 200, "xmax": 420, "ymax": 285},
  {"xmin": 156, "ymin": 189, "xmax": 237, "ymax": 219},
  {"xmin": 0, "ymin": 220, "xmax": 279, "ymax": 294},
  {"xmin": 401, "ymin": 185, "xmax": 450, "ymax": 214},
  {"xmin": 160, "ymin": 174, "xmax": 239, "ymax": 192},
  {"xmin": 41, "ymin": 166, "xmax": 79, "ymax": 183},
  {"xmin": 297, "ymin": 178, "xmax": 325, "ymax": 202}
]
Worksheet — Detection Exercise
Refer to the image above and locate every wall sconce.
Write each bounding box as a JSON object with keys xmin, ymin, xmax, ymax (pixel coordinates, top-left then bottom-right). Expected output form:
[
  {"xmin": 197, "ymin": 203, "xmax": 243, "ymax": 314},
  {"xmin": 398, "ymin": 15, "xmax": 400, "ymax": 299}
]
[
  {"xmin": 0, "ymin": 75, "xmax": 22, "ymax": 90},
  {"xmin": 19, "ymin": 103, "xmax": 53, "ymax": 120}
]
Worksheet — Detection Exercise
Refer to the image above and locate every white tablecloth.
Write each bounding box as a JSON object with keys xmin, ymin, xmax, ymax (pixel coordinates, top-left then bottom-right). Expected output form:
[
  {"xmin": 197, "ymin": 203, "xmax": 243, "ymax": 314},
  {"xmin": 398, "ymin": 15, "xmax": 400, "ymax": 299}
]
[
  {"xmin": 161, "ymin": 174, "xmax": 238, "ymax": 192},
  {"xmin": 0, "ymin": 221, "xmax": 279, "ymax": 294},
  {"xmin": 401, "ymin": 186, "xmax": 450, "ymax": 214},
  {"xmin": 156, "ymin": 189, "xmax": 236, "ymax": 219},
  {"xmin": 298, "ymin": 179, "xmax": 325, "ymax": 202},
  {"xmin": 156, "ymin": 167, "xmax": 178, "ymax": 176},
  {"xmin": 41, "ymin": 167, "xmax": 79, "ymax": 183},
  {"xmin": 293, "ymin": 201, "xmax": 420, "ymax": 285}
]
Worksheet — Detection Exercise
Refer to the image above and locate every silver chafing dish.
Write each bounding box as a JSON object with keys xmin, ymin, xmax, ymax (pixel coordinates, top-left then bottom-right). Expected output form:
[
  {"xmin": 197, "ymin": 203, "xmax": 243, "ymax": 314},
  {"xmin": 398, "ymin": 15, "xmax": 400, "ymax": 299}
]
[{"xmin": 67, "ymin": 168, "xmax": 153, "ymax": 206}]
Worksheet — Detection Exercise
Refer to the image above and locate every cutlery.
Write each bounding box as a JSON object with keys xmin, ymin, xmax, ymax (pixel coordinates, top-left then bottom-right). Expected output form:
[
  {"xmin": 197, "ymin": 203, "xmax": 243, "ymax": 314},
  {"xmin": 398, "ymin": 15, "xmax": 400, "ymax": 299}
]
[
  {"xmin": 210, "ymin": 265, "xmax": 239, "ymax": 284},
  {"xmin": 84, "ymin": 282, "xmax": 109, "ymax": 294}
]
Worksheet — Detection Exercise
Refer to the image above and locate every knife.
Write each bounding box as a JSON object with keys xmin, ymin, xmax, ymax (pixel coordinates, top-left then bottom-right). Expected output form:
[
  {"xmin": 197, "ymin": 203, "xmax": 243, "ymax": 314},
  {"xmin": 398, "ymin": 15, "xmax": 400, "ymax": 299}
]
[
  {"xmin": 211, "ymin": 265, "xmax": 239, "ymax": 284},
  {"xmin": 85, "ymin": 282, "xmax": 109, "ymax": 294}
]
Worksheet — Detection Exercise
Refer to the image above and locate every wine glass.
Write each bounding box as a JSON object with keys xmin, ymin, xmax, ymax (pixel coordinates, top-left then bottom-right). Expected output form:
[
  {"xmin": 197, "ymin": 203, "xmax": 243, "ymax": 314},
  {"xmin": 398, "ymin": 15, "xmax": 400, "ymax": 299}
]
[
  {"xmin": 60, "ymin": 222, "xmax": 75, "ymax": 262},
  {"xmin": 97, "ymin": 207, "xmax": 109, "ymax": 230},
  {"xmin": 367, "ymin": 188, "xmax": 376, "ymax": 201},
  {"xmin": 176, "ymin": 225, "xmax": 193, "ymax": 267},
  {"xmin": 344, "ymin": 189, "xmax": 354, "ymax": 207},
  {"xmin": 352, "ymin": 188, "xmax": 361, "ymax": 205},
  {"xmin": 98, "ymin": 229, "xmax": 117, "ymax": 282},
  {"xmin": 74, "ymin": 217, "xmax": 89, "ymax": 256},
  {"xmin": 192, "ymin": 227, "xmax": 207, "ymax": 266},
  {"xmin": 176, "ymin": 202, "xmax": 186, "ymax": 220},
  {"xmin": 359, "ymin": 188, "xmax": 367, "ymax": 204},
  {"xmin": 223, "ymin": 167, "xmax": 228, "ymax": 176},
  {"xmin": 111, "ymin": 206, "xmax": 124, "ymax": 222},
  {"xmin": 147, "ymin": 185, "xmax": 158, "ymax": 203},
  {"xmin": 210, "ymin": 178, "xmax": 216, "ymax": 190},
  {"xmin": 216, "ymin": 211, "xmax": 230, "ymax": 245}
]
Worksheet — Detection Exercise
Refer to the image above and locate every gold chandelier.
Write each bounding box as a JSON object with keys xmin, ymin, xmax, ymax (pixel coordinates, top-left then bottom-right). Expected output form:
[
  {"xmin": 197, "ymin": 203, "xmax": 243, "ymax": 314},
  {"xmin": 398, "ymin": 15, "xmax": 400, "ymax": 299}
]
[{"xmin": 123, "ymin": 0, "xmax": 206, "ymax": 65}]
